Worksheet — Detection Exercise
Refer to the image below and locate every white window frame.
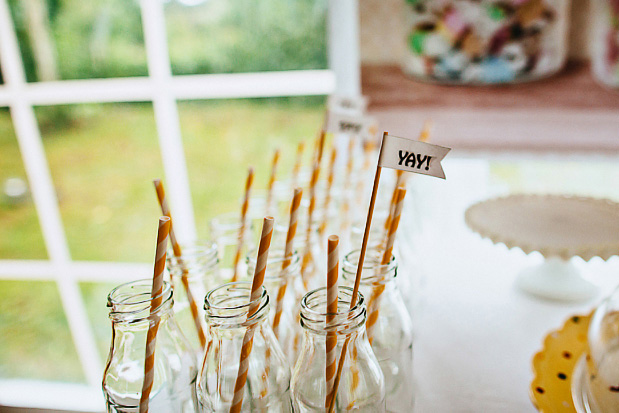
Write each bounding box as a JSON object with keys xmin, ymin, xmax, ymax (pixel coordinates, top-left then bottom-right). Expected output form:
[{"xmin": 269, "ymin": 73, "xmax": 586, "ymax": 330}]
[{"xmin": 0, "ymin": 0, "xmax": 358, "ymax": 410}]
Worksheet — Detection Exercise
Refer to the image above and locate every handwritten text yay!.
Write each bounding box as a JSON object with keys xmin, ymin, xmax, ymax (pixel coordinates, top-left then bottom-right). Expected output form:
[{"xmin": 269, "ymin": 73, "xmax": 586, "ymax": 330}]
[{"xmin": 398, "ymin": 150, "xmax": 432, "ymax": 171}]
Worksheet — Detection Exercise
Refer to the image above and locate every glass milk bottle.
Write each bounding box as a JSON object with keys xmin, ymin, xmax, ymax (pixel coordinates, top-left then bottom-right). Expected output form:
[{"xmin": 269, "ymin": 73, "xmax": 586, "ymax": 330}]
[
  {"xmin": 167, "ymin": 240, "xmax": 220, "ymax": 354},
  {"xmin": 246, "ymin": 248, "xmax": 304, "ymax": 366},
  {"xmin": 291, "ymin": 286, "xmax": 385, "ymax": 412},
  {"xmin": 342, "ymin": 249, "xmax": 415, "ymax": 413},
  {"xmin": 102, "ymin": 279, "xmax": 198, "ymax": 412},
  {"xmin": 209, "ymin": 212, "xmax": 255, "ymax": 278},
  {"xmin": 197, "ymin": 282, "xmax": 292, "ymax": 412}
]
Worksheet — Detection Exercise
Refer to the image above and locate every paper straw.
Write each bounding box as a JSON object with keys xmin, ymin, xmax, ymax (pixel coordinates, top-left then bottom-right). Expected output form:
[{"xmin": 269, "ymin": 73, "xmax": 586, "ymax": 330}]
[
  {"xmin": 153, "ymin": 179, "xmax": 206, "ymax": 348},
  {"xmin": 272, "ymin": 187, "xmax": 303, "ymax": 337},
  {"xmin": 139, "ymin": 216, "xmax": 171, "ymax": 413},
  {"xmin": 367, "ymin": 187, "xmax": 406, "ymax": 344},
  {"xmin": 318, "ymin": 147, "xmax": 337, "ymax": 237},
  {"xmin": 231, "ymin": 168, "xmax": 255, "ymax": 282},
  {"xmin": 340, "ymin": 136, "xmax": 356, "ymax": 233},
  {"xmin": 325, "ymin": 235, "xmax": 339, "ymax": 408},
  {"xmin": 382, "ymin": 170, "xmax": 405, "ymax": 247},
  {"xmin": 291, "ymin": 141, "xmax": 305, "ymax": 191},
  {"xmin": 315, "ymin": 130, "xmax": 327, "ymax": 166},
  {"xmin": 230, "ymin": 217, "xmax": 275, "ymax": 413},
  {"xmin": 419, "ymin": 119, "xmax": 433, "ymax": 143},
  {"xmin": 265, "ymin": 149, "xmax": 280, "ymax": 216},
  {"xmin": 301, "ymin": 159, "xmax": 320, "ymax": 288}
]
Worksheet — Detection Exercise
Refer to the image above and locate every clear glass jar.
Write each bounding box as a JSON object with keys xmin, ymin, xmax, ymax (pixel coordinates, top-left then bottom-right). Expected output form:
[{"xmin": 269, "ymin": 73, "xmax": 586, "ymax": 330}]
[
  {"xmin": 246, "ymin": 248, "xmax": 304, "ymax": 366},
  {"xmin": 103, "ymin": 279, "xmax": 198, "ymax": 412},
  {"xmin": 197, "ymin": 282, "xmax": 292, "ymax": 412},
  {"xmin": 209, "ymin": 212, "xmax": 255, "ymax": 279},
  {"xmin": 342, "ymin": 250, "xmax": 414, "ymax": 413},
  {"xmin": 403, "ymin": 0, "xmax": 571, "ymax": 84},
  {"xmin": 291, "ymin": 286, "xmax": 385, "ymax": 412},
  {"xmin": 167, "ymin": 240, "xmax": 220, "ymax": 353},
  {"xmin": 592, "ymin": 0, "xmax": 619, "ymax": 87}
]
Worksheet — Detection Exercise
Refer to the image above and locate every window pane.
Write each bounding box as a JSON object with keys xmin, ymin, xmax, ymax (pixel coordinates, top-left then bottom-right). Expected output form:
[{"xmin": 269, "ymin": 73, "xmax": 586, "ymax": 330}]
[
  {"xmin": 0, "ymin": 280, "xmax": 84, "ymax": 383},
  {"xmin": 8, "ymin": 0, "xmax": 148, "ymax": 82},
  {"xmin": 0, "ymin": 108, "xmax": 47, "ymax": 260},
  {"xmin": 178, "ymin": 97, "xmax": 324, "ymax": 238},
  {"xmin": 80, "ymin": 281, "xmax": 117, "ymax": 361},
  {"xmin": 166, "ymin": 0, "xmax": 328, "ymax": 75},
  {"xmin": 37, "ymin": 103, "xmax": 164, "ymax": 262}
]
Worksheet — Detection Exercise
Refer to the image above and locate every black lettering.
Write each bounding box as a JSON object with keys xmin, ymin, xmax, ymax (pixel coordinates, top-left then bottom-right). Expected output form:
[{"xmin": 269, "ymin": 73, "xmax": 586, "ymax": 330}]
[
  {"xmin": 416, "ymin": 154, "xmax": 428, "ymax": 170},
  {"xmin": 425, "ymin": 156, "xmax": 432, "ymax": 171},
  {"xmin": 405, "ymin": 153, "xmax": 416, "ymax": 168},
  {"xmin": 398, "ymin": 150, "xmax": 408, "ymax": 165}
]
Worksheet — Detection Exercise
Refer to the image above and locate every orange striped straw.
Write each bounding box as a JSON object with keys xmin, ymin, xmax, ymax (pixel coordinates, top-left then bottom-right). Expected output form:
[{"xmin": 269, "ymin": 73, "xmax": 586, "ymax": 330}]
[
  {"xmin": 366, "ymin": 187, "xmax": 406, "ymax": 344},
  {"xmin": 340, "ymin": 136, "xmax": 356, "ymax": 232},
  {"xmin": 419, "ymin": 119, "xmax": 433, "ymax": 143},
  {"xmin": 315, "ymin": 130, "xmax": 327, "ymax": 166},
  {"xmin": 231, "ymin": 168, "xmax": 255, "ymax": 282},
  {"xmin": 139, "ymin": 216, "xmax": 170, "ymax": 413},
  {"xmin": 318, "ymin": 147, "xmax": 337, "ymax": 237},
  {"xmin": 230, "ymin": 217, "xmax": 275, "ymax": 413},
  {"xmin": 382, "ymin": 170, "xmax": 405, "ymax": 246},
  {"xmin": 291, "ymin": 141, "xmax": 305, "ymax": 191},
  {"xmin": 153, "ymin": 179, "xmax": 206, "ymax": 348},
  {"xmin": 272, "ymin": 187, "xmax": 303, "ymax": 337},
  {"xmin": 265, "ymin": 149, "xmax": 280, "ymax": 216},
  {"xmin": 325, "ymin": 235, "xmax": 339, "ymax": 408},
  {"xmin": 301, "ymin": 159, "xmax": 320, "ymax": 287}
]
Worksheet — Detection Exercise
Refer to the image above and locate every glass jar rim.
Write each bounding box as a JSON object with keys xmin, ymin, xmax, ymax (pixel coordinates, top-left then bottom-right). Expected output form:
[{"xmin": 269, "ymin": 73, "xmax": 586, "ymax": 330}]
[
  {"xmin": 204, "ymin": 281, "xmax": 269, "ymax": 327},
  {"xmin": 107, "ymin": 279, "xmax": 173, "ymax": 320},
  {"xmin": 245, "ymin": 248, "xmax": 300, "ymax": 280},
  {"xmin": 167, "ymin": 239, "xmax": 218, "ymax": 272},
  {"xmin": 341, "ymin": 249, "xmax": 397, "ymax": 285},
  {"xmin": 300, "ymin": 286, "xmax": 366, "ymax": 335}
]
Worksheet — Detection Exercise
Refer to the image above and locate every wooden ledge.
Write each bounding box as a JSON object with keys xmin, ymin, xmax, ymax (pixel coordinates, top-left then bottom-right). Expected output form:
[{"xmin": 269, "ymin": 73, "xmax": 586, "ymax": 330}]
[{"xmin": 362, "ymin": 61, "xmax": 619, "ymax": 154}]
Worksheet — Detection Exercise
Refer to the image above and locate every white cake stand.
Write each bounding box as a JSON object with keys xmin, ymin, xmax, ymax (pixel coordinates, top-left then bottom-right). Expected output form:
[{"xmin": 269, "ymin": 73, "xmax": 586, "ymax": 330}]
[{"xmin": 465, "ymin": 194, "xmax": 619, "ymax": 302}]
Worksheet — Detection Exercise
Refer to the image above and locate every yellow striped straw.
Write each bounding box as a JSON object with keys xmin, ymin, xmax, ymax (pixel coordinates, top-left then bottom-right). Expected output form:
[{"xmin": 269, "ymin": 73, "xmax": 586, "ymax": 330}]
[
  {"xmin": 139, "ymin": 216, "xmax": 170, "ymax": 413},
  {"xmin": 301, "ymin": 159, "xmax": 320, "ymax": 288},
  {"xmin": 231, "ymin": 168, "xmax": 255, "ymax": 282},
  {"xmin": 340, "ymin": 136, "xmax": 356, "ymax": 233},
  {"xmin": 153, "ymin": 179, "xmax": 206, "ymax": 348},
  {"xmin": 272, "ymin": 188, "xmax": 303, "ymax": 337},
  {"xmin": 230, "ymin": 217, "xmax": 275, "ymax": 413},
  {"xmin": 265, "ymin": 149, "xmax": 280, "ymax": 216},
  {"xmin": 291, "ymin": 141, "xmax": 305, "ymax": 191},
  {"xmin": 318, "ymin": 147, "xmax": 337, "ymax": 237},
  {"xmin": 367, "ymin": 187, "xmax": 406, "ymax": 344},
  {"xmin": 325, "ymin": 235, "xmax": 339, "ymax": 408}
]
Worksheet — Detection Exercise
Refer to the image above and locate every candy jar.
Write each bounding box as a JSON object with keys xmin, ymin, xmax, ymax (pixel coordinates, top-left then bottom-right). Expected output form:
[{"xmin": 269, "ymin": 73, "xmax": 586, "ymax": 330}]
[
  {"xmin": 291, "ymin": 286, "xmax": 385, "ymax": 412},
  {"xmin": 102, "ymin": 279, "xmax": 198, "ymax": 412},
  {"xmin": 197, "ymin": 282, "xmax": 292, "ymax": 412},
  {"xmin": 403, "ymin": 0, "xmax": 571, "ymax": 84},
  {"xmin": 342, "ymin": 249, "xmax": 414, "ymax": 413},
  {"xmin": 167, "ymin": 240, "xmax": 220, "ymax": 354},
  {"xmin": 246, "ymin": 248, "xmax": 305, "ymax": 365},
  {"xmin": 592, "ymin": 0, "xmax": 619, "ymax": 87}
]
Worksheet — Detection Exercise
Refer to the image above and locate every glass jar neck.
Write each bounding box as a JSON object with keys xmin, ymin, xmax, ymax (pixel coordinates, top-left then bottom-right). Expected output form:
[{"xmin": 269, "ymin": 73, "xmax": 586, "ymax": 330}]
[
  {"xmin": 107, "ymin": 279, "xmax": 174, "ymax": 325},
  {"xmin": 204, "ymin": 282, "xmax": 269, "ymax": 329},
  {"xmin": 342, "ymin": 248, "xmax": 397, "ymax": 287},
  {"xmin": 246, "ymin": 248, "xmax": 300, "ymax": 283},
  {"xmin": 167, "ymin": 240, "xmax": 218, "ymax": 280},
  {"xmin": 300, "ymin": 286, "xmax": 366, "ymax": 337}
]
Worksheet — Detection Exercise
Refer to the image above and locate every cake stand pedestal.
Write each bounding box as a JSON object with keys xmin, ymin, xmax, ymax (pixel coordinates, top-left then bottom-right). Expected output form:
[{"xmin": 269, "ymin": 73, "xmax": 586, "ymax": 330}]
[{"xmin": 465, "ymin": 195, "xmax": 619, "ymax": 302}]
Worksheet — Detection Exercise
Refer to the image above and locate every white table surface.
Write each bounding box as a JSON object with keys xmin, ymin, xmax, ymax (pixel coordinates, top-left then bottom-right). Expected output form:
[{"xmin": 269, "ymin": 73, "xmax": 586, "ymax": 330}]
[{"xmin": 401, "ymin": 157, "xmax": 619, "ymax": 412}]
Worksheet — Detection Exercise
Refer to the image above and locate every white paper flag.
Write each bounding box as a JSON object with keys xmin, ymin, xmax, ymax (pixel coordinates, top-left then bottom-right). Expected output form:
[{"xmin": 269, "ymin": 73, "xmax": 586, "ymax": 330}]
[
  {"xmin": 327, "ymin": 94, "xmax": 369, "ymax": 114},
  {"xmin": 378, "ymin": 133, "xmax": 451, "ymax": 179},
  {"xmin": 325, "ymin": 110, "xmax": 378, "ymax": 138}
]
